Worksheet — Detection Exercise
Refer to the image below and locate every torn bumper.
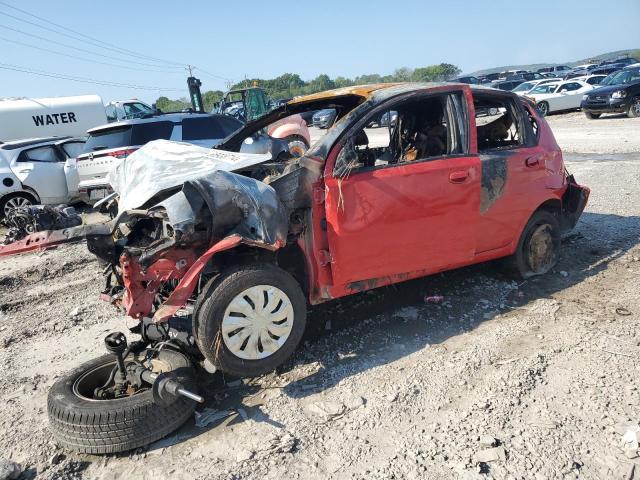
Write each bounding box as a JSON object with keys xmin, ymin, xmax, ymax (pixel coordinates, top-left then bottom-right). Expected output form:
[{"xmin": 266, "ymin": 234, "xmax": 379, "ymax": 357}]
[{"xmin": 560, "ymin": 175, "xmax": 590, "ymax": 233}]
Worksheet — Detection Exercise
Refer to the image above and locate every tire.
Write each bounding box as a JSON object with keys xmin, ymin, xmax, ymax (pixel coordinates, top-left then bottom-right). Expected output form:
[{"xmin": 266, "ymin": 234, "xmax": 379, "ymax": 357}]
[
  {"xmin": 285, "ymin": 135, "xmax": 309, "ymax": 158},
  {"xmin": 194, "ymin": 264, "xmax": 307, "ymax": 377},
  {"xmin": 627, "ymin": 97, "xmax": 640, "ymax": 118},
  {"xmin": 47, "ymin": 348, "xmax": 197, "ymax": 454},
  {"xmin": 0, "ymin": 192, "xmax": 36, "ymax": 219},
  {"xmin": 584, "ymin": 111, "xmax": 601, "ymax": 119},
  {"xmin": 500, "ymin": 210, "xmax": 561, "ymax": 279},
  {"xmin": 536, "ymin": 101, "xmax": 549, "ymax": 117}
]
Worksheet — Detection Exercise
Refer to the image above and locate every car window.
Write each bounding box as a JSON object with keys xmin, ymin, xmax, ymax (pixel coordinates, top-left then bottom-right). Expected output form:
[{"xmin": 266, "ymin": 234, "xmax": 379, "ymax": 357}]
[
  {"xmin": 531, "ymin": 83, "xmax": 559, "ymax": 94},
  {"xmin": 513, "ymin": 82, "xmax": 534, "ymax": 92},
  {"xmin": 60, "ymin": 141, "xmax": 85, "ymax": 158},
  {"xmin": 474, "ymin": 94, "xmax": 524, "ymax": 151},
  {"xmin": 18, "ymin": 145, "xmax": 62, "ymax": 162},
  {"xmin": 83, "ymin": 126, "xmax": 132, "ymax": 152},
  {"xmin": 558, "ymin": 82, "xmax": 582, "ymax": 92},
  {"xmin": 123, "ymin": 102, "xmax": 155, "ymax": 119},
  {"xmin": 334, "ymin": 92, "xmax": 465, "ymax": 176},
  {"xmin": 130, "ymin": 121, "xmax": 174, "ymax": 145},
  {"xmin": 182, "ymin": 116, "xmax": 242, "ymax": 141}
]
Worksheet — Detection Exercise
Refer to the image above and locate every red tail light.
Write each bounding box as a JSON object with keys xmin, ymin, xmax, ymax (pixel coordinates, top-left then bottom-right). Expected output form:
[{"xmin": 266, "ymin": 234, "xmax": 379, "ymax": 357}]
[{"xmin": 105, "ymin": 148, "xmax": 138, "ymax": 159}]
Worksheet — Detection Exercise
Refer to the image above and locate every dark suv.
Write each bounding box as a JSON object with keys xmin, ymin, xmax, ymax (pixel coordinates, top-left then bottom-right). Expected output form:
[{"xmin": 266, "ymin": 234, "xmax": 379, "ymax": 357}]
[{"xmin": 581, "ymin": 66, "xmax": 640, "ymax": 119}]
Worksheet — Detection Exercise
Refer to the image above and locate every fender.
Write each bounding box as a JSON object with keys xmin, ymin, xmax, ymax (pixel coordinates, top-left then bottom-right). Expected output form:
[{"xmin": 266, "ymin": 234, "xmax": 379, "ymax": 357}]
[{"xmin": 268, "ymin": 115, "xmax": 311, "ymax": 145}]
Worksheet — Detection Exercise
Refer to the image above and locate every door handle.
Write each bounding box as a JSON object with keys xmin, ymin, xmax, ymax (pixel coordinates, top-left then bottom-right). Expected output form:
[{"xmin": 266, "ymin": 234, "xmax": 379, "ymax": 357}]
[
  {"xmin": 449, "ymin": 170, "xmax": 469, "ymax": 183},
  {"xmin": 525, "ymin": 157, "xmax": 540, "ymax": 167}
]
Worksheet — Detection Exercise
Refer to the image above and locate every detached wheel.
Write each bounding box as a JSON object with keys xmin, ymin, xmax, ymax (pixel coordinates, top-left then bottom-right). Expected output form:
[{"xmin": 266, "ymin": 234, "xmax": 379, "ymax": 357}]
[
  {"xmin": 628, "ymin": 97, "xmax": 640, "ymax": 118},
  {"xmin": 47, "ymin": 349, "xmax": 196, "ymax": 454},
  {"xmin": 285, "ymin": 135, "xmax": 309, "ymax": 158},
  {"xmin": 195, "ymin": 264, "xmax": 307, "ymax": 377},
  {"xmin": 584, "ymin": 111, "xmax": 601, "ymax": 119},
  {"xmin": 501, "ymin": 210, "xmax": 560, "ymax": 279},
  {"xmin": 0, "ymin": 192, "xmax": 36, "ymax": 219},
  {"xmin": 536, "ymin": 101, "xmax": 549, "ymax": 117}
]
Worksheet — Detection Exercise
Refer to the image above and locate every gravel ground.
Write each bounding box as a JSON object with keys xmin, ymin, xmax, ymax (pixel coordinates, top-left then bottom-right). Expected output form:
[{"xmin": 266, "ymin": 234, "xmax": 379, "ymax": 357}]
[{"xmin": 0, "ymin": 113, "xmax": 639, "ymax": 480}]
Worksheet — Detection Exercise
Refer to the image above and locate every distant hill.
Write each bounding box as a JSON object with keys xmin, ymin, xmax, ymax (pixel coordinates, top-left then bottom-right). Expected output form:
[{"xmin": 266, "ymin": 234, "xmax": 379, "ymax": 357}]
[{"xmin": 469, "ymin": 48, "xmax": 640, "ymax": 76}]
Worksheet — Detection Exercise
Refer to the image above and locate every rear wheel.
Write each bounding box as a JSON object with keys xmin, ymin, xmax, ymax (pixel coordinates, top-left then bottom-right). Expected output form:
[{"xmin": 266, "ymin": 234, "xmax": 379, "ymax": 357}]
[
  {"xmin": 536, "ymin": 101, "xmax": 549, "ymax": 117},
  {"xmin": 500, "ymin": 210, "xmax": 561, "ymax": 279},
  {"xmin": 0, "ymin": 192, "xmax": 36, "ymax": 219},
  {"xmin": 194, "ymin": 264, "xmax": 307, "ymax": 377},
  {"xmin": 584, "ymin": 111, "xmax": 601, "ymax": 119},
  {"xmin": 627, "ymin": 97, "xmax": 640, "ymax": 118},
  {"xmin": 47, "ymin": 348, "xmax": 196, "ymax": 454}
]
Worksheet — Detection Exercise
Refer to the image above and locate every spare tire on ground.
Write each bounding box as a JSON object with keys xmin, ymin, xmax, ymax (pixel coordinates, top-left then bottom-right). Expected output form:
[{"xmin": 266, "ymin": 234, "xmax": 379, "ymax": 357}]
[{"xmin": 47, "ymin": 348, "xmax": 197, "ymax": 454}]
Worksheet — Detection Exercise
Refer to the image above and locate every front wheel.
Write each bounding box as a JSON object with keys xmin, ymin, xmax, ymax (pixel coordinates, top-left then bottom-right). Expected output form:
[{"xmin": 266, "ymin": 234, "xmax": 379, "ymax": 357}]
[
  {"xmin": 628, "ymin": 97, "xmax": 640, "ymax": 118},
  {"xmin": 536, "ymin": 101, "xmax": 549, "ymax": 117},
  {"xmin": 194, "ymin": 264, "xmax": 307, "ymax": 377},
  {"xmin": 0, "ymin": 192, "xmax": 36, "ymax": 219},
  {"xmin": 500, "ymin": 210, "xmax": 561, "ymax": 279},
  {"xmin": 584, "ymin": 111, "xmax": 601, "ymax": 119},
  {"xmin": 47, "ymin": 348, "xmax": 196, "ymax": 454}
]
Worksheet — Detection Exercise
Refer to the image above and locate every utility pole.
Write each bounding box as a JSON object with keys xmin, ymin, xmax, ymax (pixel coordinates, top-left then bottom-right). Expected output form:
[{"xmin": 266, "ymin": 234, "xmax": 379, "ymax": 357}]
[{"xmin": 187, "ymin": 65, "xmax": 194, "ymax": 77}]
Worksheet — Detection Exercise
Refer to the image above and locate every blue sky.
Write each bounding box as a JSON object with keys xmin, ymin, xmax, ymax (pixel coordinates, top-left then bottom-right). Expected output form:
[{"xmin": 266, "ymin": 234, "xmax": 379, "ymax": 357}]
[{"xmin": 1, "ymin": 0, "xmax": 638, "ymax": 104}]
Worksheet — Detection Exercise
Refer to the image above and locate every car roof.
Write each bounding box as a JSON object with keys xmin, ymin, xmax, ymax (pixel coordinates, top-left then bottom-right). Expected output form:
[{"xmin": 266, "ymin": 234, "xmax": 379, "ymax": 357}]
[
  {"xmin": 0, "ymin": 136, "xmax": 70, "ymax": 150},
  {"xmin": 291, "ymin": 82, "xmax": 524, "ymax": 107},
  {"xmin": 87, "ymin": 113, "xmax": 230, "ymax": 134}
]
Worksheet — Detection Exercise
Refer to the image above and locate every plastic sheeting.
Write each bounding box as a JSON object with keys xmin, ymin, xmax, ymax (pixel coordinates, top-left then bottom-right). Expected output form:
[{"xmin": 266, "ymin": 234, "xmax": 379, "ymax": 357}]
[{"xmin": 108, "ymin": 139, "xmax": 271, "ymax": 212}]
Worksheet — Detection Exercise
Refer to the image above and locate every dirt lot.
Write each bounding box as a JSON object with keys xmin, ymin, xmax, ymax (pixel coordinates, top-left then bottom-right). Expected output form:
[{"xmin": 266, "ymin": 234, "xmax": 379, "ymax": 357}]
[{"xmin": 1, "ymin": 112, "xmax": 639, "ymax": 480}]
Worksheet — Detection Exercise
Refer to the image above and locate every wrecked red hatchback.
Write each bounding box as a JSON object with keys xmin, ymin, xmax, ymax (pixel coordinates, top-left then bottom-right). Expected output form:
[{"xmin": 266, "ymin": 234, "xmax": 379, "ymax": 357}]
[{"xmin": 42, "ymin": 83, "xmax": 588, "ymax": 453}]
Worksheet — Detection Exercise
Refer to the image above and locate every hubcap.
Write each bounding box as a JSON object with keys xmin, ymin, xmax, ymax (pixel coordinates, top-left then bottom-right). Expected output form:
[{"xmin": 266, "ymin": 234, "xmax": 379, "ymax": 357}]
[
  {"xmin": 288, "ymin": 140, "xmax": 308, "ymax": 158},
  {"xmin": 4, "ymin": 196, "xmax": 32, "ymax": 216},
  {"xmin": 526, "ymin": 224, "xmax": 556, "ymax": 274},
  {"xmin": 538, "ymin": 103, "xmax": 548, "ymax": 115},
  {"xmin": 222, "ymin": 285, "xmax": 294, "ymax": 360},
  {"xmin": 633, "ymin": 101, "xmax": 640, "ymax": 116}
]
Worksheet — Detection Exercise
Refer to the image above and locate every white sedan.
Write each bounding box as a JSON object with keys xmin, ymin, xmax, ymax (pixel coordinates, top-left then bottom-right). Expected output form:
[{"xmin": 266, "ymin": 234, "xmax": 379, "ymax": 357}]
[
  {"xmin": 526, "ymin": 80, "xmax": 594, "ymax": 116},
  {"xmin": 511, "ymin": 78, "xmax": 563, "ymax": 96}
]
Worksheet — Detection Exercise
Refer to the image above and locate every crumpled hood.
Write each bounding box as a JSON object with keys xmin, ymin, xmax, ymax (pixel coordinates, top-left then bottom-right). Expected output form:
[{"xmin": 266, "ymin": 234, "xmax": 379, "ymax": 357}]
[{"xmin": 108, "ymin": 139, "xmax": 272, "ymax": 212}]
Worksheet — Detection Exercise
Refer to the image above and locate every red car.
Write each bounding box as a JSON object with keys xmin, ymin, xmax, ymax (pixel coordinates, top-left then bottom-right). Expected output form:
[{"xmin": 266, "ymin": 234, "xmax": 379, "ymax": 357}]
[{"xmin": 41, "ymin": 83, "xmax": 589, "ymax": 453}]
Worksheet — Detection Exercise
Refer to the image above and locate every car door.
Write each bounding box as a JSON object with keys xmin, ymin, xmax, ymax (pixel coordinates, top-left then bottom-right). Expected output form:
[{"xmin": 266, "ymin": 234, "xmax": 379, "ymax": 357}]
[
  {"xmin": 472, "ymin": 92, "xmax": 550, "ymax": 253},
  {"xmin": 556, "ymin": 82, "xmax": 586, "ymax": 109},
  {"xmin": 323, "ymin": 89, "xmax": 480, "ymax": 288},
  {"xmin": 13, "ymin": 145, "xmax": 69, "ymax": 203}
]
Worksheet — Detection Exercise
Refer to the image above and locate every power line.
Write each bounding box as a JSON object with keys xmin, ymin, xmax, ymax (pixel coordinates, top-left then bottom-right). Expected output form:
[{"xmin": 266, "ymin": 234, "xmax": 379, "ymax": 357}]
[
  {"xmin": 0, "ymin": 35, "xmax": 185, "ymax": 74},
  {"xmin": 194, "ymin": 66, "xmax": 235, "ymax": 83},
  {"xmin": 0, "ymin": 23, "xmax": 181, "ymax": 71},
  {"xmin": 0, "ymin": 62, "xmax": 184, "ymax": 91},
  {"xmin": 0, "ymin": 1, "xmax": 186, "ymax": 67}
]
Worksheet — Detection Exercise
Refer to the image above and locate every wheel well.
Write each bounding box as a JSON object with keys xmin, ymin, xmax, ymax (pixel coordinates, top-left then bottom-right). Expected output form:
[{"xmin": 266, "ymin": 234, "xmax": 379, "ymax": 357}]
[
  {"xmin": 276, "ymin": 244, "xmax": 308, "ymax": 296},
  {"xmin": 536, "ymin": 198, "xmax": 561, "ymax": 216},
  {"xmin": 207, "ymin": 243, "xmax": 308, "ymax": 295},
  {"xmin": 0, "ymin": 190, "xmax": 39, "ymax": 204}
]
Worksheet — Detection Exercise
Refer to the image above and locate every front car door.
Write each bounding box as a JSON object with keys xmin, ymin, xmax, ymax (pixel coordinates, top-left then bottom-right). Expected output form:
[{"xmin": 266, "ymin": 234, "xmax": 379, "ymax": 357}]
[
  {"xmin": 323, "ymin": 87, "xmax": 481, "ymax": 292},
  {"xmin": 13, "ymin": 145, "xmax": 69, "ymax": 203}
]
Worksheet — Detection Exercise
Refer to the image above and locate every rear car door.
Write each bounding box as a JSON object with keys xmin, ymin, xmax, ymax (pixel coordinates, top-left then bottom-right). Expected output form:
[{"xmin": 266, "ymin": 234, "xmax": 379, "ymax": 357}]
[
  {"xmin": 472, "ymin": 91, "xmax": 550, "ymax": 253},
  {"xmin": 14, "ymin": 145, "xmax": 69, "ymax": 203},
  {"xmin": 324, "ymin": 88, "xmax": 481, "ymax": 288}
]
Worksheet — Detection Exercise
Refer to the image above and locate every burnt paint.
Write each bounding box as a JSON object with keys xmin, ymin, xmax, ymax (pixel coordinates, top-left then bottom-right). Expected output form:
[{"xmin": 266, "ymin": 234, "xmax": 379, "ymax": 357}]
[{"xmin": 479, "ymin": 151, "xmax": 508, "ymax": 214}]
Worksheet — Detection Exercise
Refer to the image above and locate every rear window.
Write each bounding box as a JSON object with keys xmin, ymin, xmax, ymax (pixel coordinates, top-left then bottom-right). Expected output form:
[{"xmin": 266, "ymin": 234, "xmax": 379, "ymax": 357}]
[
  {"xmin": 130, "ymin": 122, "xmax": 174, "ymax": 145},
  {"xmin": 83, "ymin": 126, "xmax": 132, "ymax": 152},
  {"xmin": 182, "ymin": 116, "xmax": 242, "ymax": 141}
]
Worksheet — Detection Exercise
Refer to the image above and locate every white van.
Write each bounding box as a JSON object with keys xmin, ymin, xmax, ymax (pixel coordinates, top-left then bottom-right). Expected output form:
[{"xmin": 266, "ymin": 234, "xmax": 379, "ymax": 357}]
[
  {"xmin": 0, "ymin": 96, "xmax": 158, "ymax": 142},
  {"xmin": 0, "ymin": 95, "xmax": 107, "ymax": 142}
]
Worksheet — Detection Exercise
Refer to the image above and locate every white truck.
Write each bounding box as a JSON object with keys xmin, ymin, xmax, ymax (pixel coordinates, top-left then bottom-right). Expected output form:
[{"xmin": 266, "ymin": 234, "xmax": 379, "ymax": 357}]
[{"xmin": 0, "ymin": 95, "xmax": 157, "ymax": 142}]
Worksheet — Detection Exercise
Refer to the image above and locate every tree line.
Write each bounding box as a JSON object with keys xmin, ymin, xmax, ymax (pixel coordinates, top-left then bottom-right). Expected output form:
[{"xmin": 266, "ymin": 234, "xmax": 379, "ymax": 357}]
[{"xmin": 154, "ymin": 63, "xmax": 461, "ymax": 112}]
